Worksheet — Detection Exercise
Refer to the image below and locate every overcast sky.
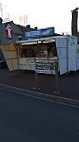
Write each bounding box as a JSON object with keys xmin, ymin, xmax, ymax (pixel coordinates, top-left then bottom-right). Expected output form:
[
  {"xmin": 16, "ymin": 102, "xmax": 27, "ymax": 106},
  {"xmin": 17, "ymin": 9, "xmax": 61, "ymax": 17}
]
[{"xmin": 0, "ymin": 0, "xmax": 79, "ymax": 34}]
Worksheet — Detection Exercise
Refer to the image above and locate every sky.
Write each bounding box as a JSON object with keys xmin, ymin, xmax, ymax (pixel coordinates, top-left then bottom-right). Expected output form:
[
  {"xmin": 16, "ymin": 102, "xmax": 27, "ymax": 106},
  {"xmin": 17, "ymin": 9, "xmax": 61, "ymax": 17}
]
[{"xmin": 0, "ymin": 0, "xmax": 79, "ymax": 35}]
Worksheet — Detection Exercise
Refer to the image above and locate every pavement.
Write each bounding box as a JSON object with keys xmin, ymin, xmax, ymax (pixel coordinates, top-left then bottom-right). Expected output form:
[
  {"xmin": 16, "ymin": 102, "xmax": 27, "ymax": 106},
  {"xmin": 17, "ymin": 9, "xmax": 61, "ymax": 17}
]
[{"xmin": 0, "ymin": 68, "xmax": 79, "ymax": 106}]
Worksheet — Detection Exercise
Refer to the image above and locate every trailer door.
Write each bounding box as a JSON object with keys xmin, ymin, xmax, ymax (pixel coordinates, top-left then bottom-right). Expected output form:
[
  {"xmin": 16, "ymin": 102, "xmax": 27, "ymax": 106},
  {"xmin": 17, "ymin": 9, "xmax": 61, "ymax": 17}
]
[{"xmin": 56, "ymin": 38, "xmax": 67, "ymax": 75}]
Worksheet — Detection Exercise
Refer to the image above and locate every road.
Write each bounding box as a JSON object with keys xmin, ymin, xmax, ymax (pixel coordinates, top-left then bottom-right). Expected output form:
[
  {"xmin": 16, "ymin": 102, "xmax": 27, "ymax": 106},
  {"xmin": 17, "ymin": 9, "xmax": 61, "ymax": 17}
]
[{"xmin": 0, "ymin": 88, "xmax": 79, "ymax": 142}]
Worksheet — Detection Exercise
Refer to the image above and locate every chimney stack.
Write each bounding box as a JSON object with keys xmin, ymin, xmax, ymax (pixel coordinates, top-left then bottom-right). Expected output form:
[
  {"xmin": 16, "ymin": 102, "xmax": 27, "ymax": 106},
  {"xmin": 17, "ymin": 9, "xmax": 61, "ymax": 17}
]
[
  {"xmin": 0, "ymin": 17, "xmax": 2, "ymax": 24},
  {"xmin": 71, "ymin": 7, "xmax": 79, "ymax": 35}
]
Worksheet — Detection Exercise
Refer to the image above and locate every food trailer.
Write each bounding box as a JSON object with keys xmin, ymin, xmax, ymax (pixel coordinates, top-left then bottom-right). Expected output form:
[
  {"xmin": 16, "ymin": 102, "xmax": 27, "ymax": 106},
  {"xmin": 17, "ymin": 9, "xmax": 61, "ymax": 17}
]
[
  {"xmin": 15, "ymin": 34, "xmax": 79, "ymax": 75},
  {"xmin": 1, "ymin": 25, "xmax": 79, "ymax": 75}
]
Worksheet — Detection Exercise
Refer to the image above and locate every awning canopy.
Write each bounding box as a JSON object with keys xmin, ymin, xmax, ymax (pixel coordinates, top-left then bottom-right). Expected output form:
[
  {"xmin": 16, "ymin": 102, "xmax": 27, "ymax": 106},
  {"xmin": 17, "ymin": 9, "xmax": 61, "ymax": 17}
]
[
  {"xmin": 15, "ymin": 35, "xmax": 76, "ymax": 45},
  {"xmin": 16, "ymin": 35, "xmax": 69, "ymax": 45}
]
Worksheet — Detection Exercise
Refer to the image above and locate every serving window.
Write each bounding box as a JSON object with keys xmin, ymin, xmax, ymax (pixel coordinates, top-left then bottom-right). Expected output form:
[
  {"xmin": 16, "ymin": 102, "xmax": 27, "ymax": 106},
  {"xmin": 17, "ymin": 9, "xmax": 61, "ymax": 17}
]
[{"xmin": 19, "ymin": 40, "xmax": 57, "ymax": 59}]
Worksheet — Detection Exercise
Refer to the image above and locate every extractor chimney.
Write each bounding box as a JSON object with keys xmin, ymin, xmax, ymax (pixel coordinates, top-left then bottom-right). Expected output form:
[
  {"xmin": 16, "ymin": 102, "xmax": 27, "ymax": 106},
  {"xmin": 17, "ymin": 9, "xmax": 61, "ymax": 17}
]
[{"xmin": 71, "ymin": 7, "xmax": 79, "ymax": 35}]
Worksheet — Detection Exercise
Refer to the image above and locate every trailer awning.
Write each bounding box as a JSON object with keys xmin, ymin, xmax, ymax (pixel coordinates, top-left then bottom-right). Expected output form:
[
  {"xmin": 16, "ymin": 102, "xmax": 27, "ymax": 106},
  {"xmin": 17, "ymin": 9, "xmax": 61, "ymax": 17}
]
[
  {"xmin": 16, "ymin": 36, "xmax": 56, "ymax": 45},
  {"xmin": 16, "ymin": 35, "xmax": 76, "ymax": 45}
]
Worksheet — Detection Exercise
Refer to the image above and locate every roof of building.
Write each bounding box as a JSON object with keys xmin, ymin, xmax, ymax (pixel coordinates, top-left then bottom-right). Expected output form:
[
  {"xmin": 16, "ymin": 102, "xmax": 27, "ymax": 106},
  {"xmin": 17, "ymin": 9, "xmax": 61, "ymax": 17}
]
[
  {"xmin": 16, "ymin": 24, "xmax": 34, "ymax": 32},
  {"xmin": 0, "ymin": 21, "xmax": 39, "ymax": 45},
  {"xmin": 0, "ymin": 19, "xmax": 62, "ymax": 45},
  {"xmin": 0, "ymin": 21, "xmax": 25, "ymax": 45}
]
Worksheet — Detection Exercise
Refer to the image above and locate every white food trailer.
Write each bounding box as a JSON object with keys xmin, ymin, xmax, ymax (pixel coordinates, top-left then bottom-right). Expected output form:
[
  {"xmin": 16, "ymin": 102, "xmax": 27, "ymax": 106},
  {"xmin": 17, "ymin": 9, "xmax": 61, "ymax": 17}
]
[
  {"xmin": 15, "ymin": 35, "xmax": 79, "ymax": 75},
  {"xmin": 1, "ymin": 26, "xmax": 79, "ymax": 76}
]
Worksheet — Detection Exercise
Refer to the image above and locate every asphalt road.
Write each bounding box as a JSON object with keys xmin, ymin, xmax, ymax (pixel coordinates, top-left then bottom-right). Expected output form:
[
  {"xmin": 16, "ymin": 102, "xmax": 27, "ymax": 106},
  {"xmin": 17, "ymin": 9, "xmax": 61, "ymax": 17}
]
[{"xmin": 0, "ymin": 88, "xmax": 79, "ymax": 142}]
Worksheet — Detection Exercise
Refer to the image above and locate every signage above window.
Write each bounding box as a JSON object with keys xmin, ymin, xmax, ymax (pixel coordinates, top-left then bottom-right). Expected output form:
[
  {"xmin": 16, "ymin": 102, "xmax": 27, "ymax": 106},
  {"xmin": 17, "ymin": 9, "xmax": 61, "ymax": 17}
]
[{"xmin": 25, "ymin": 27, "xmax": 54, "ymax": 38}]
